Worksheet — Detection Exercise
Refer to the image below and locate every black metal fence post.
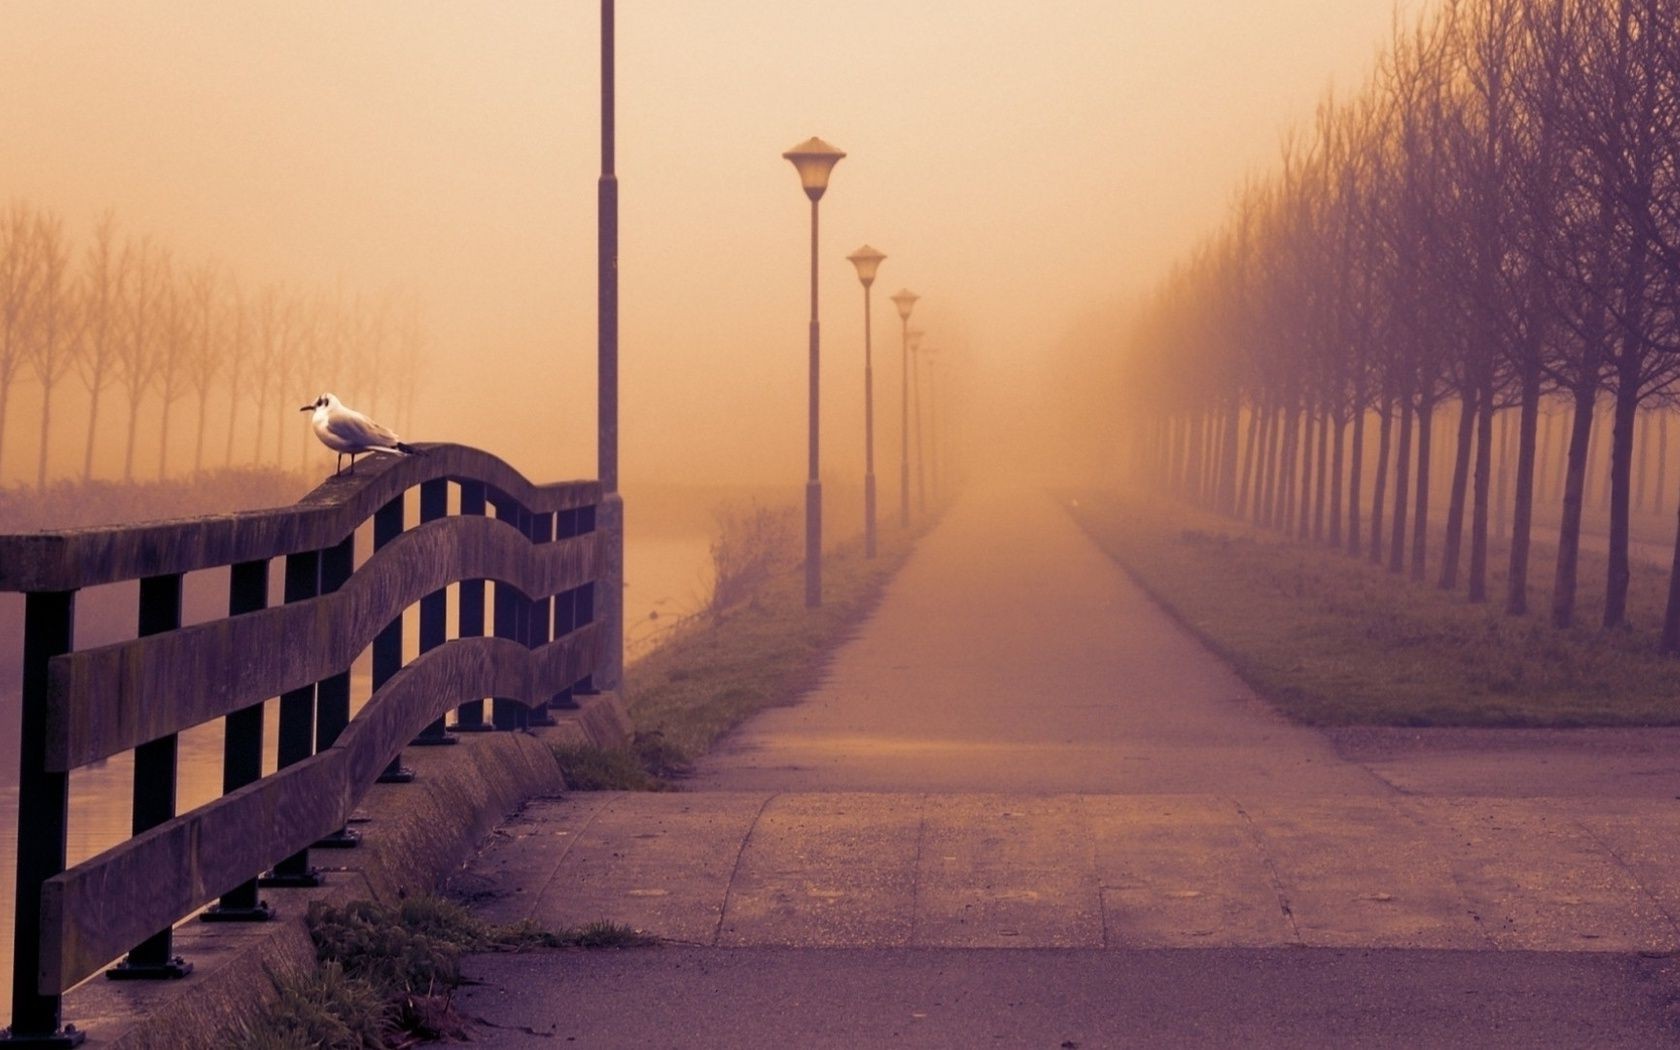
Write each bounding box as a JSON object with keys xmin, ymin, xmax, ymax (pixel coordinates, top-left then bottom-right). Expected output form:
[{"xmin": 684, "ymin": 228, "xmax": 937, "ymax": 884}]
[
  {"xmin": 412, "ymin": 479, "xmax": 456, "ymax": 746},
  {"xmin": 452, "ymin": 480, "xmax": 491, "ymax": 732},
  {"xmin": 203, "ymin": 559, "xmax": 274, "ymax": 921},
  {"xmin": 489, "ymin": 490, "xmax": 523, "ymax": 731},
  {"xmin": 6, "ymin": 590, "xmax": 84, "ymax": 1045},
  {"xmin": 313, "ymin": 533, "xmax": 360, "ymax": 847},
  {"xmin": 262, "ymin": 550, "xmax": 321, "ymax": 887},
  {"xmin": 107, "ymin": 574, "xmax": 192, "ymax": 981},
  {"xmin": 373, "ymin": 497, "xmax": 416, "ymax": 782}
]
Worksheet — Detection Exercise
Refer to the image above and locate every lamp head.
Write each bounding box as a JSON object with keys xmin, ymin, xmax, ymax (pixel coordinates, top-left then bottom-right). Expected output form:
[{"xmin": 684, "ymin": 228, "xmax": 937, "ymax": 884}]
[
  {"xmin": 782, "ymin": 137, "xmax": 846, "ymax": 201},
  {"xmin": 847, "ymin": 245, "xmax": 886, "ymax": 287},
  {"xmin": 890, "ymin": 288, "xmax": 919, "ymax": 321}
]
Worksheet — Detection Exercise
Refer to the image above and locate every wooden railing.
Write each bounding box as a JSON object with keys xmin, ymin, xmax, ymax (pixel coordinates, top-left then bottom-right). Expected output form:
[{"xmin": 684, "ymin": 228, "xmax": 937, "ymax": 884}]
[{"xmin": 0, "ymin": 445, "xmax": 603, "ymax": 1045}]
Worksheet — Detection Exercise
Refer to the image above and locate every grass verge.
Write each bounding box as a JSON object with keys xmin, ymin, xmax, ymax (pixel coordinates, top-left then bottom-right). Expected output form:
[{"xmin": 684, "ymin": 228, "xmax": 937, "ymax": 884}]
[
  {"xmin": 233, "ymin": 896, "xmax": 651, "ymax": 1049},
  {"xmin": 1069, "ymin": 491, "xmax": 1680, "ymax": 727}
]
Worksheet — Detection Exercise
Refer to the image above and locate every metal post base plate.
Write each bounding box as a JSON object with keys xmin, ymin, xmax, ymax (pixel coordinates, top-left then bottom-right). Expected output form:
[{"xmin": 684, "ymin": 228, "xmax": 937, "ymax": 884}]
[
  {"xmin": 447, "ymin": 723, "xmax": 493, "ymax": 734},
  {"xmin": 258, "ymin": 868, "xmax": 322, "ymax": 889},
  {"xmin": 199, "ymin": 901, "xmax": 276, "ymax": 923},
  {"xmin": 105, "ymin": 957, "xmax": 192, "ymax": 981},
  {"xmin": 376, "ymin": 766, "xmax": 416, "ymax": 784},
  {"xmin": 410, "ymin": 734, "xmax": 459, "ymax": 747},
  {"xmin": 313, "ymin": 827, "xmax": 361, "ymax": 849},
  {"xmin": 0, "ymin": 1024, "xmax": 86, "ymax": 1047}
]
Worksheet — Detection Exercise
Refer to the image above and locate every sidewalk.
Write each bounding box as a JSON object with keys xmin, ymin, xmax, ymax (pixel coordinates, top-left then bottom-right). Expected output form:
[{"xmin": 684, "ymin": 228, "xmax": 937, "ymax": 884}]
[{"xmin": 451, "ymin": 485, "xmax": 1680, "ymax": 1047}]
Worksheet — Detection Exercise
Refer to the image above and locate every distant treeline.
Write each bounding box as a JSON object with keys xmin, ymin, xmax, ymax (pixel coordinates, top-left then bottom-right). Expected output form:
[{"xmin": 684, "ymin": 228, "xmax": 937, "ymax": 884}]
[
  {"xmin": 1123, "ymin": 0, "xmax": 1680, "ymax": 652},
  {"xmin": 0, "ymin": 200, "xmax": 427, "ymax": 488}
]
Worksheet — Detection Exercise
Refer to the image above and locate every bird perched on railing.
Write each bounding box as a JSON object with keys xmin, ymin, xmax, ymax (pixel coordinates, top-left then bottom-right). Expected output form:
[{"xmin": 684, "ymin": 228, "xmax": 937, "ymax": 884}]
[{"xmin": 300, "ymin": 392, "xmax": 421, "ymax": 475}]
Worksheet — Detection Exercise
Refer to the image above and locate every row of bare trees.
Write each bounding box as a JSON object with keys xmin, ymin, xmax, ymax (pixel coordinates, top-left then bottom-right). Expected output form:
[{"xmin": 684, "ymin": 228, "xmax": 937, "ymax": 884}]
[
  {"xmin": 0, "ymin": 200, "xmax": 428, "ymax": 488},
  {"xmin": 1122, "ymin": 0, "xmax": 1680, "ymax": 651}
]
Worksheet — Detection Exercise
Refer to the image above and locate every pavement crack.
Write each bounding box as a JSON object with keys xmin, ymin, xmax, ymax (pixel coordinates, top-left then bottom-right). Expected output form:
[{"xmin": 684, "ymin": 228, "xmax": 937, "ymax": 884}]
[
  {"xmin": 1570, "ymin": 810, "xmax": 1680, "ymax": 947},
  {"xmin": 712, "ymin": 792, "xmax": 779, "ymax": 947},
  {"xmin": 1230, "ymin": 798, "xmax": 1302, "ymax": 945},
  {"xmin": 526, "ymin": 794, "xmax": 616, "ymax": 922}
]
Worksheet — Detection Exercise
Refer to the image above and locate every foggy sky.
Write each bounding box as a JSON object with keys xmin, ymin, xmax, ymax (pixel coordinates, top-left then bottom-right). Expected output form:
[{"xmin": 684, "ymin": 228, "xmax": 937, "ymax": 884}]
[{"xmin": 0, "ymin": 1, "xmax": 1408, "ymax": 488}]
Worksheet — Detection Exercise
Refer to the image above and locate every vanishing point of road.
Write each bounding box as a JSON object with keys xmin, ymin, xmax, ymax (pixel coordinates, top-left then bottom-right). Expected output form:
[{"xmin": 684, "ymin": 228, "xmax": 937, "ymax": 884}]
[{"xmin": 453, "ymin": 485, "xmax": 1680, "ymax": 1048}]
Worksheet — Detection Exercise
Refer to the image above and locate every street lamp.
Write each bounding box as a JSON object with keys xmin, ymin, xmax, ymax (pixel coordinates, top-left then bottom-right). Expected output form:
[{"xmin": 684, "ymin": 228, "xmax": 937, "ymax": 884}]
[
  {"xmin": 889, "ymin": 289, "xmax": 918, "ymax": 527},
  {"xmin": 784, "ymin": 136, "xmax": 845, "ymax": 608},
  {"xmin": 908, "ymin": 327, "xmax": 926, "ymax": 515},
  {"xmin": 847, "ymin": 245, "xmax": 886, "ymax": 558}
]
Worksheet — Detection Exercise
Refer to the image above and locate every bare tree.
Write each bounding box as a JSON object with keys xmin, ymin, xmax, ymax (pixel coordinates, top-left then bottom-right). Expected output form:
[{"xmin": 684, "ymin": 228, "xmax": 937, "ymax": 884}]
[
  {"xmin": 76, "ymin": 210, "xmax": 126, "ymax": 481},
  {"xmin": 0, "ymin": 201, "xmax": 42, "ymax": 482},
  {"xmin": 182, "ymin": 263, "xmax": 224, "ymax": 475},
  {"xmin": 25, "ymin": 210, "xmax": 82, "ymax": 489},
  {"xmin": 114, "ymin": 238, "xmax": 169, "ymax": 482}
]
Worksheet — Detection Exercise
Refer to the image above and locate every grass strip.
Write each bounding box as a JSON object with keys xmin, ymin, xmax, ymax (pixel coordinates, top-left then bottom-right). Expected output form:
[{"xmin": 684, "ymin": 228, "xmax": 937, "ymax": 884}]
[
  {"xmin": 618, "ymin": 522, "xmax": 929, "ymax": 769},
  {"xmin": 232, "ymin": 896, "xmax": 650, "ymax": 1049},
  {"xmin": 1069, "ymin": 491, "xmax": 1680, "ymax": 727}
]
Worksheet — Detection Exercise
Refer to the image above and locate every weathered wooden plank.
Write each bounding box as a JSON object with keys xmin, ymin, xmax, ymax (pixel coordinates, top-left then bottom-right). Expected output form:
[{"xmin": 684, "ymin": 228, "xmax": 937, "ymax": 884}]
[
  {"xmin": 0, "ymin": 444, "xmax": 600, "ymax": 591},
  {"xmin": 36, "ymin": 626, "xmax": 595, "ymax": 995},
  {"xmin": 46, "ymin": 517, "xmax": 597, "ymax": 769}
]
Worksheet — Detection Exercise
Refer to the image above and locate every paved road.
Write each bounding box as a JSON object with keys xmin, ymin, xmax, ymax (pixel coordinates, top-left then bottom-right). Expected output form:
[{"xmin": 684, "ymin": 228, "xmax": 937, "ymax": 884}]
[
  {"xmin": 455, "ymin": 485, "xmax": 1680, "ymax": 1046},
  {"xmin": 692, "ymin": 485, "xmax": 1382, "ymax": 796}
]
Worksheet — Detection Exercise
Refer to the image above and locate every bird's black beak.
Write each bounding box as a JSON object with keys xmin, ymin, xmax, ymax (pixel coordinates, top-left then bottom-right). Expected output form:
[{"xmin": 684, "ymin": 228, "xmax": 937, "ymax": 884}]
[{"xmin": 299, "ymin": 404, "xmax": 314, "ymax": 412}]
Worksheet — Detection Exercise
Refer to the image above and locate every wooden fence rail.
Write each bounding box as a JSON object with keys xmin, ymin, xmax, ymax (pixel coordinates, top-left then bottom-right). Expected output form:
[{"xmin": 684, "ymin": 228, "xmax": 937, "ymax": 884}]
[{"xmin": 0, "ymin": 445, "xmax": 602, "ymax": 1046}]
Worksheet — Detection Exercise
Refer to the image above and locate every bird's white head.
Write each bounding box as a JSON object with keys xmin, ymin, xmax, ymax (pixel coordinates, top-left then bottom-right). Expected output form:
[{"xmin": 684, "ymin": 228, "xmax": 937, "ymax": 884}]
[{"xmin": 299, "ymin": 392, "xmax": 340, "ymax": 413}]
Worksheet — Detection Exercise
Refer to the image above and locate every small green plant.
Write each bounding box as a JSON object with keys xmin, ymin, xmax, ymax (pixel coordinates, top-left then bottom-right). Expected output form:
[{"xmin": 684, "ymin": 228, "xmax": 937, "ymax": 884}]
[
  {"xmin": 234, "ymin": 897, "xmax": 649, "ymax": 1049},
  {"xmin": 551, "ymin": 743, "xmax": 676, "ymax": 791}
]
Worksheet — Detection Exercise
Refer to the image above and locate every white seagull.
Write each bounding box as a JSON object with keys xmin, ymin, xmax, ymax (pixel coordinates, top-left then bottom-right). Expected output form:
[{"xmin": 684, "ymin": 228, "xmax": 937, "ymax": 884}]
[{"xmin": 300, "ymin": 392, "xmax": 421, "ymax": 476}]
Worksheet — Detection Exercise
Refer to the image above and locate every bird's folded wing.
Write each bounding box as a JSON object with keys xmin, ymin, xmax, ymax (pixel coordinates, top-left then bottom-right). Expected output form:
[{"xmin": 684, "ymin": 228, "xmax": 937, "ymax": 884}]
[{"xmin": 327, "ymin": 411, "xmax": 399, "ymax": 447}]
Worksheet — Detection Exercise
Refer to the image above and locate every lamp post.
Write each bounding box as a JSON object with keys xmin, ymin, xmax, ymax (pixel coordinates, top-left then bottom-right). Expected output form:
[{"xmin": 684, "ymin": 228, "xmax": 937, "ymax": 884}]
[
  {"xmin": 923, "ymin": 345, "xmax": 939, "ymax": 506},
  {"xmin": 847, "ymin": 245, "xmax": 886, "ymax": 558},
  {"xmin": 908, "ymin": 327, "xmax": 926, "ymax": 514},
  {"xmin": 783, "ymin": 137, "xmax": 845, "ymax": 608},
  {"xmin": 596, "ymin": 0, "xmax": 623, "ymax": 692},
  {"xmin": 889, "ymin": 289, "xmax": 918, "ymax": 527}
]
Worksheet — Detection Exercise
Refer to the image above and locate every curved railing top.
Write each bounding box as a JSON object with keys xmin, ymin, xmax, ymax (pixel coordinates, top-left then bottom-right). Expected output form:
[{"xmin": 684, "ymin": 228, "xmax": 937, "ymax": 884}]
[{"xmin": 0, "ymin": 443, "xmax": 601, "ymax": 591}]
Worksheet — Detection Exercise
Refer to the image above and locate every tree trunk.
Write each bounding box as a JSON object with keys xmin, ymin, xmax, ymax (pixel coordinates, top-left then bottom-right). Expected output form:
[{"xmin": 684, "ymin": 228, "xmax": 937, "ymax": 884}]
[
  {"xmin": 193, "ymin": 387, "xmax": 210, "ymax": 475},
  {"xmin": 82, "ymin": 383, "xmax": 103, "ymax": 482},
  {"xmin": 1237, "ymin": 405, "xmax": 1260, "ymax": 519},
  {"xmin": 123, "ymin": 393, "xmax": 142, "ymax": 482},
  {"xmin": 1257, "ymin": 405, "xmax": 1277, "ymax": 527},
  {"xmin": 1537, "ymin": 407, "xmax": 1553, "ymax": 505},
  {"xmin": 252, "ymin": 395, "xmax": 267, "ymax": 466},
  {"xmin": 1636, "ymin": 409, "xmax": 1651, "ymax": 512},
  {"xmin": 1659, "ymin": 411, "xmax": 1670, "ymax": 517},
  {"xmin": 1440, "ymin": 395, "xmax": 1477, "ymax": 590},
  {"xmin": 35, "ymin": 378, "xmax": 55, "ymax": 490},
  {"xmin": 1298, "ymin": 408, "xmax": 1316, "ymax": 541},
  {"xmin": 1371, "ymin": 397, "xmax": 1393, "ymax": 565},
  {"xmin": 1507, "ymin": 366, "xmax": 1540, "ymax": 616},
  {"xmin": 1604, "ymin": 380, "xmax": 1639, "ymax": 628},
  {"xmin": 1468, "ymin": 384, "xmax": 1495, "ymax": 604},
  {"xmin": 1411, "ymin": 398, "xmax": 1434, "ymax": 581},
  {"xmin": 1496, "ymin": 406, "xmax": 1511, "ymax": 541},
  {"xmin": 1551, "ymin": 387, "xmax": 1596, "ymax": 628},
  {"xmin": 1661, "ymin": 496, "xmax": 1680, "ymax": 652},
  {"xmin": 1329, "ymin": 414, "xmax": 1346, "ymax": 548},
  {"xmin": 1313, "ymin": 406, "xmax": 1330, "ymax": 541},
  {"xmin": 0, "ymin": 375, "xmax": 12, "ymax": 483},
  {"xmin": 158, "ymin": 387, "xmax": 173, "ymax": 479},
  {"xmin": 1348, "ymin": 405, "xmax": 1365, "ymax": 557},
  {"xmin": 1279, "ymin": 405, "xmax": 1301, "ymax": 531},
  {"xmin": 1389, "ymin": 395, "xmax": 1413, "ymax": 574},
  {"xmin": 1219, "ymin": 398, "xmax": 1241, "ymax": 514}
]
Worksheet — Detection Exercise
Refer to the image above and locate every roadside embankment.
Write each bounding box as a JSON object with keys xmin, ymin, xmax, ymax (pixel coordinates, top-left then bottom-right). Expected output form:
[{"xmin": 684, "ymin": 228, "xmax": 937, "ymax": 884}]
[{"xmin": 1067, "ymin": 491, "xmax": 1680, "ymax": 727}]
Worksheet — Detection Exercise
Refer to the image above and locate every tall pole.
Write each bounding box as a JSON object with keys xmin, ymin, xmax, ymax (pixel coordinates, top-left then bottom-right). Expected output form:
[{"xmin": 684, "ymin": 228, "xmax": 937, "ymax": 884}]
[
  {"xmin": 805, "ymin": 197, "xmax": 822, "ymax": 607},
  {"xmin": 913, "ymin": 336, "xmax": 926, "ymax": 514},
  {"xmin": 596, "ymin": 0, "xmax": 623, "ymax": 690},
  {"xmin": 862, "ymin": 282, "xmax": 877, "ymax": 557},
  {"xmin": 927, "ymin": 355, "xmax": 938, "ymax": 505},
  {"xmin": 900, "ymin": 314, "xmax": 911, "ymax": 527}
]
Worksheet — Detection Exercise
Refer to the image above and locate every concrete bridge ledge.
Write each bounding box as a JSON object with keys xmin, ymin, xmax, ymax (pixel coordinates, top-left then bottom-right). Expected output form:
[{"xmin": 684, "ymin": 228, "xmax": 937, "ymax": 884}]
[{"xmin": 54, "ymin": 692, "xmax": 631, "ymax": 1050}]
